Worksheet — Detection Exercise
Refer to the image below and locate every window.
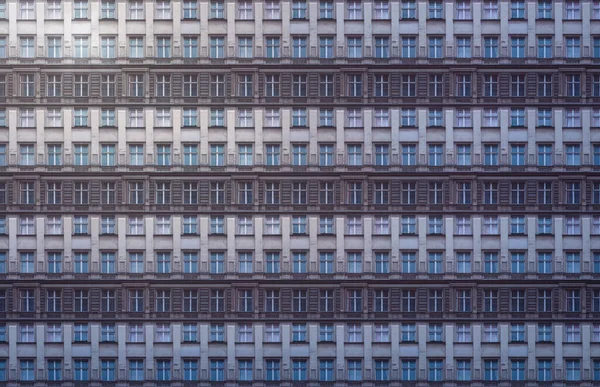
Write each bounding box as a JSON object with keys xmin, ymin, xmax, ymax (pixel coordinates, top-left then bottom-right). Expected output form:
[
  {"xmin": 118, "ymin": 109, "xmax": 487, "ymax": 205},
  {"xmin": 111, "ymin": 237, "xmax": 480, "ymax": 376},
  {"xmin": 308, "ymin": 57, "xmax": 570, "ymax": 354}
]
[
  {"xmin": 347, "ymin": 289, "xmax": 362, "ymax": 312},
  {"xmin": 537, "ymin": 36, "xmax": 553, "ymax": 58},
  {"xmin": 319, "ymin": 252, "xmax": 334, "ymax": 274},
  {"xmin": 73, "ymin": 36, "xmax": 89, "ymax": 58},
  {"xmin": 456, "ymin": 324, "xmax": 471, "ymax": 342},
  {"xmin": 533, "ymin": 216, "xmax": 552, "ymax": 236},
  {"xmin": 483, "ymin": 36, "xmax": 498, "ymax": 58},
  {"xmin": 155, "ymin": 359, "xmax": 172, "ymax": 381},
  {"xmin": 536, "ymin": 323, "xmax": 553, "ymax": 342},
  {"xmin": 456, "ymin": 252, "xmax": 471, "ymax": 273},
  {"xmin": 565, "ymin": 144, "xmax": 581, "ymax": 165},
  {"xmin": 565, "ymin": 323, "xmax": 581, "ymax": 342},
  {"xmin": 346, "ymin": 109, "xmax": 362, "ymax": 127},
  {"xmin": 455, "ymin": 0, "xmax": 471, "ymax": 19},
  {"xmin": 537, "ymin": 0, "xmax": 552, "ymax": 18},
  {"xmin": 401, "ymin": 36, "xmax": 416, "ymax": 58},
  {"xmin": 566, "ymin": 36, "xmax": 581, "ymax": 58},
  {"xmin": 182, "ymin": 0, "xmax": 197, "ymax": 18},
  {"xmin": 428, "ymin": 359, "xmax": 443, "ymax": 381},
  {"xmin": 428, "ymin": 37, "xmax": 443, "ymax": 59},
  {"xmin": 73, "ymin": 359, "xmax": 89, "ymax": 381},
  {"xmin": 47, "ymin": 359, "xmax": 62, "ymax": 381},
  {"xmin": 565, "ymin": 289, "xmax": 581, "ymax": 313},
  {"xmin": 538, "ymin": 252, "xmax": 552, "ymax": 273},
  {"xmin": 456, "ymin": 37, "xmax": 471, "ymax": 58},
  {"xmin": 129, "ymin": 359, "xmax": 144, "ymax": 381},
  {"xmin": 347, "ymin": 36, "xmax": 362, "ymax": 58},
  {"xmin": 400, "ymin": 75, "xmax": 417, "ymax": 97},
  {"xmin": 455, "ymin": 74, "xmax": 472, "ymax": 97},
  {"xmin": 511, "ymin": 36, "xmax": 525, "ymax": 58},
  {"xmin": 401, "ymin": 216, "xmax": 416, "ymax": 235}
]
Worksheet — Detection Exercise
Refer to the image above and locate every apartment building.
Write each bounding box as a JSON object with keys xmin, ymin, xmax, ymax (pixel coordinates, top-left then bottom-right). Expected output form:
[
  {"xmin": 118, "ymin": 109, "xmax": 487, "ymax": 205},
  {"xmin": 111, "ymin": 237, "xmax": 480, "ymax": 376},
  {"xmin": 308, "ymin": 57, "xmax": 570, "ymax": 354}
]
[{"xmin": 0, "ymin": 0, "xmax": 599, "ymax": 385}]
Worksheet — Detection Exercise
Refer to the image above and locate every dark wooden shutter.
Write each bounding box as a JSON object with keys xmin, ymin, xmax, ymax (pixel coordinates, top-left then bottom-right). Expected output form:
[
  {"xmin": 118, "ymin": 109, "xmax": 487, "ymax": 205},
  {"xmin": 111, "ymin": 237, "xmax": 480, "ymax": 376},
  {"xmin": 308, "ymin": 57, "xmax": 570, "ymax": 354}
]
[
  {"xmin": 552, "ymin": 288, "xmax": 561, "ymax": 312},
  {"xmin": 225, "ymin": 73, "xmax": 232, "ymax": 97},
  {"xmin": 225, "ymin": 181, "xmax": 232, "ymax": 204},
  {"xmin": 39, "ymin": 181, "xmax": 46, "ymax": 205},
  {"xmin": 257, "ymin": 288, "xmax": 264, "ymax": 311},
  {"xmin": 199, "ymin": 73, "xmax": 210, "ymax": 97},
  {"xmin": 148, "ymin": 73, "xmax": 156, "ymax": 96},
  {"xmin": 309, "ymin": 288, "xmax": 319, "ymax": 312},
  {"xmin": 90, "ymin": 181, "xmax": 101, "ymax": 204},
  {"xmin": 281, "ymin": 73, "xmax": 291, "ymax": 97},
  {"xmin": 39, "ymin": 288, "xmax": 46, "ymax": 312},
  {"xmin": 90, "ymin": 288, "xmax": 101, "ymax": 312},
  {"xmin": 171, "ymin": 288, "xmax": 182, "ymax": 312},
  {"xmin": 39, "ymin": 73, "xmax": 46, "ymax": 96},
  {"xmin": 443, "ymin": 180, "xmax": 451, "ymax": 204},
  {"xmin": 499, "ymin": 180, "xmax": 510, "ymax": 205},
  {"xmin": 199, "ymin": 180, "xmax": 209, "ymax": 205},
  {"xmin": 553, "ymin": 73, "xmax": 560, "ymax": 97},
  {"xmin": 309, "ymin": 73, "xmax": 319, "ymax": 97},
  {"xmin": 62, "ymin": 73, "xmax": 73, "ymax": 97},
  {"xmin": 171, "ymin": 73, "xmax": 182, "ymax": 97},
  {"xmin": 6, "ymin": 74, "xmax": 13, "ymax": 96},
  {"xmin": 225, "ymin": 288, "xmax": 232, "ymax": 312},
  {"xmin": 116, "ymin": 288, "xmax": 123, "ymax": 312},
  {"xmin": 148, "ymin": 288, "xmax": 155, "ymax": 312},
  {"xmin": 115, "ymin": 73, "xmax": 123, "ymax": 97},
  {"xmin": 90, "ymin": 73, "xmax": 101, "ymax": 97},
  {"xmin": 417, "ymin": 73, "xmax": 428, "ymax": 97},
  {"xmin": 443, "ymin": 288, "xmax": 451, "ymax": 312},
  {"xmin": 308, "ymin": 181, "xmax": 319, "ymax": 204},
  {"xmin": 366, "ymin": 73, "xmax": 374, "ymax": 97},
  {"xmin": 499, "ymin": 73, "xmax": 510, "ymax": 97},
  {"xmin": 115, "ymin": 180, "xmax": 123, "ymax": 204},
  {"xmin": 257, "ymin": 73, "xmax": 264, "ymax": 96},
  {"xmin": 585, "ymin": 287, "xmax": 593, "ymax": 313},
  {"xmin": 335, "ymin": 73, "xmax": 342, "ymax": 97},
  {"xmin": 526, "ymin": 288, "xmax": 537, "ymax": 312},
  {"xmin": 526, "ymin": 180, "xmax": 537, "ymax": 205},
  {"xmin": 476, "ymin": 73, "xmax": 483, "ymax": 96},
  {"xmin": 586, "ymin": 72, "xmax": 593, "ymax": 97},
  {"xmin": 280, "ymin": 181, "xmax": 291, "ymax": 204},
  {"xmin": 417, "ymin": 180, "xmax": 427, "ymax": 205},
  {"xmin": 62, "ymin": 180, "xmax": 73, "ymax": 204},
  {"xmin": 6, "ymin": 181, "xmax": 13, "ymax": 204},
  {"xmin": 443, "ymin": 73, "xmax": 451, "ymax": 97},
  {"xmin": 417, "ymin": 288, "xmax": 428, "ymax": 312},
  {"xmin": 63, "ymin": 288, "xmax": 73, "ymax": 312},
  {"xmin": 6, "ymin": 289, "xmax": 12, "ymax": 311},
  {"xmin": 390, "ymin": 72, "xmax": 401, "ymax": 96},
  {"xmin": 281, "ymin": 288, "xmax": 291, "ymax": 312},
  {"xmin": 148, "ymin": 182, "xmax": 156, "ymax": 204},
  {"xmin": 367, "ymin": 289, "xmax": 374, "ymax": 312},
  {"xmin": 526, "ymin": 73, "xmax": 536, "ymax": 97},
  {"xmin": 172, "ymin": 180, "xmax": 182, "ymax": 205},
  {"xmin": 552, "ymin": 180, "xmax": 560, "ymax": 204},
  {"xmin": 476, "ymin": 289, "xmax": 484, "ymax": 312},
  {"xmin": 390, "ymin": 288, "xmax": 401, "ymax": 312},
  {"xmin": 499, "ymin": 288, "xmax": 510, "ymax": 312},
  {"xmin": 334, "ymin": 180, "xmax": 341, "ymax": 204},
  {"xmin": 199, "ymin": 288, "xmax": 209, "ymax": 312},
  {"xmin": 334, "ymin": 288, "xmax": 342, "ymax": 312},
  {"xmin": 257, "ymin": 182, "xmax": 264, "ymax": 204},
  {"xmin": 391, "ymin": 180, "xmax": 401, "ymax": 205}
]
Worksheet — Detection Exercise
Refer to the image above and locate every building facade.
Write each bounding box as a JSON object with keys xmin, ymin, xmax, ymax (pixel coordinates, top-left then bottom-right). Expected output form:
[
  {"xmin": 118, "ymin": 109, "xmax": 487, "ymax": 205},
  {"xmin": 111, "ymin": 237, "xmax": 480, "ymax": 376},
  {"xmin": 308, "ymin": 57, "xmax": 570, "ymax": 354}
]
[{"xmin": 0, "ymin": 0, "xmax": 600, "ymax": 385}]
